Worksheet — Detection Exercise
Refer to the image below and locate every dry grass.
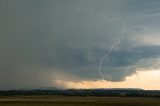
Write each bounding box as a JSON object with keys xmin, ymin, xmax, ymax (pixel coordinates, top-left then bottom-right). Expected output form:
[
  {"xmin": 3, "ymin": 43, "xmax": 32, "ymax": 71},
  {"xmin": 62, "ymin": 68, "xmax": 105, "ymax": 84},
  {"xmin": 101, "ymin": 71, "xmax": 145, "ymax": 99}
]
[{"xmin": 0, "ymin": 96, "xmax": 160, "ymax": 106}]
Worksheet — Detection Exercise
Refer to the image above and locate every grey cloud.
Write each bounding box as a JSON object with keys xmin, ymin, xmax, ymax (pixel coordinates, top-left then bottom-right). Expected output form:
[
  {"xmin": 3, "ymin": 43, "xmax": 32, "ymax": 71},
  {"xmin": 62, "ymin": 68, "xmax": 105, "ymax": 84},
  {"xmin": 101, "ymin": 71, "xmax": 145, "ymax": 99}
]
[{"xmin": 1, "ymin": 0, "xmax": 160, "ymax": 89}]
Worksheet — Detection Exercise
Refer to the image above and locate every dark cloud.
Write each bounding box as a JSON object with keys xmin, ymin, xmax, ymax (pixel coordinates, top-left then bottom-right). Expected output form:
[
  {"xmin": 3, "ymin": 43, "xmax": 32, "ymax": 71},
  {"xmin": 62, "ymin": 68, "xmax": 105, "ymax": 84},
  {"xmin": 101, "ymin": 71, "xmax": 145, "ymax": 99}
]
[{"xmin": 1, "ymin": 0, "xmax": 160, "ymax": 89}]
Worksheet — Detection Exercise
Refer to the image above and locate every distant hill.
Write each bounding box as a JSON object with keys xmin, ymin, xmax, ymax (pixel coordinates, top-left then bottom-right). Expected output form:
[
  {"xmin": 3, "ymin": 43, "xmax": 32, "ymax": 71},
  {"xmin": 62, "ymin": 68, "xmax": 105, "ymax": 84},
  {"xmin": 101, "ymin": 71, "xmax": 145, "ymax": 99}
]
[{"xmin": 84, "ymin": 88, "xmax": 143, "ymax": 90}]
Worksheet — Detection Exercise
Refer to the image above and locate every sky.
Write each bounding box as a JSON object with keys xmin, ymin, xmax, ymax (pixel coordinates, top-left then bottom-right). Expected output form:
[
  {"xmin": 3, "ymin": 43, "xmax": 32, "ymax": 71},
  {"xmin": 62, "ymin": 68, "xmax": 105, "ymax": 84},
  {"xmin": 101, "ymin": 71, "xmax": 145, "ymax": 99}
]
[{"xmin": 1, "ymin": 0, "xmax": 160, "ymax": 90}]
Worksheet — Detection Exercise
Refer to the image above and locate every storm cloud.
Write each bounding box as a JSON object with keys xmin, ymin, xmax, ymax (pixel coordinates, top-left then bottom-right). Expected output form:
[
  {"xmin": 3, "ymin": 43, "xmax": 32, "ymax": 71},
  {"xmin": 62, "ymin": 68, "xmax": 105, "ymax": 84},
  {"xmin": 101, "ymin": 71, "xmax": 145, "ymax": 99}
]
[{"xmin": 1, "ymin": 0, "xmax": 160, "ymax": 90}]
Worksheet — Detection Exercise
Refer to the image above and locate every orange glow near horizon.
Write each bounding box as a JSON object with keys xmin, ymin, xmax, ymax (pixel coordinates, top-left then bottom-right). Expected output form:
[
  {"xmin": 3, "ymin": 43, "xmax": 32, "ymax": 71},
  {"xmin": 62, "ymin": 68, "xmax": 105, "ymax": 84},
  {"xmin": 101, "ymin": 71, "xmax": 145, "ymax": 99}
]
[{"xmin": 54, "ymin": 69, "xmax": 160, "ymax": 90}]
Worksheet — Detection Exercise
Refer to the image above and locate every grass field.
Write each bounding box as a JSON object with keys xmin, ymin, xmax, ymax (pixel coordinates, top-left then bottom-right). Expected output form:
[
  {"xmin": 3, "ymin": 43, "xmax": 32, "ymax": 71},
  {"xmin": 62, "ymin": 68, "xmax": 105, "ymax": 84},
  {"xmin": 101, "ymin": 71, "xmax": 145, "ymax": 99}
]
[{"xmin": 0, "ymin": 96, "xmax": 160, "ymax": 106}]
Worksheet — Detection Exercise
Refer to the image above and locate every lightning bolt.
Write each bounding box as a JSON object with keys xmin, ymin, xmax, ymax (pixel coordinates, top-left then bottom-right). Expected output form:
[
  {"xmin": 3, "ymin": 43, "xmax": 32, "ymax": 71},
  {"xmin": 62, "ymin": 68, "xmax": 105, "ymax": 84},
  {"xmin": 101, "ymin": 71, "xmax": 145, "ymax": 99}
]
[{"xmin": 98, "ymin": 17, "xmax": 126, "ymax": 80}]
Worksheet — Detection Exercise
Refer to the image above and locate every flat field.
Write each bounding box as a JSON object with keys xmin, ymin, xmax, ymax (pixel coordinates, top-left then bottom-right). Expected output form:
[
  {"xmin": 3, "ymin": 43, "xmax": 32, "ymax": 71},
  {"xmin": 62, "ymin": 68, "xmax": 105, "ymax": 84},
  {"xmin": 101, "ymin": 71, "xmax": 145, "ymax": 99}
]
[{"xmin": 0, "ymin": 96, "xmax": 160, "ymax": 106}]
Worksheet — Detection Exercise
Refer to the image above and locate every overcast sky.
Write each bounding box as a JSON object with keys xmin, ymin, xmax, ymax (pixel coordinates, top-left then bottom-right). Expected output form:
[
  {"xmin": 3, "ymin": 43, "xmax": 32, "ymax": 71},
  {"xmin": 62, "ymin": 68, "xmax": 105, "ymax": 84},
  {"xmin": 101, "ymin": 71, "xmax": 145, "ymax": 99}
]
[{"xmin": 1, "ymin": 0, "xmax": 160, "ymax": 90}]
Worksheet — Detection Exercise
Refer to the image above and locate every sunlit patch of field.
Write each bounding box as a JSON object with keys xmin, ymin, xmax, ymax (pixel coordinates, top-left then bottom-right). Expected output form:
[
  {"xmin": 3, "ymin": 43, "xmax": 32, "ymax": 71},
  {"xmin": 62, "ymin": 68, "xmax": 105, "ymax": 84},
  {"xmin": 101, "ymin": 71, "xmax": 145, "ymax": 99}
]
[{"xmin": 0, "ymin": 96, "xmax": 160, "ymax": 106}]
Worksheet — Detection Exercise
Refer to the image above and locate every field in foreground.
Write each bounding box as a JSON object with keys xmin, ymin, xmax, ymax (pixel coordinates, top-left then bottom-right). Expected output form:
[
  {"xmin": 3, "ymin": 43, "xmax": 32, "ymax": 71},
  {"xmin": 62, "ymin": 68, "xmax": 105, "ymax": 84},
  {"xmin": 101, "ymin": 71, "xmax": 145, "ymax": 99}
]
[{"xmin": 0, "ymin": 96, "xmax": 160, "ymax": 106}]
